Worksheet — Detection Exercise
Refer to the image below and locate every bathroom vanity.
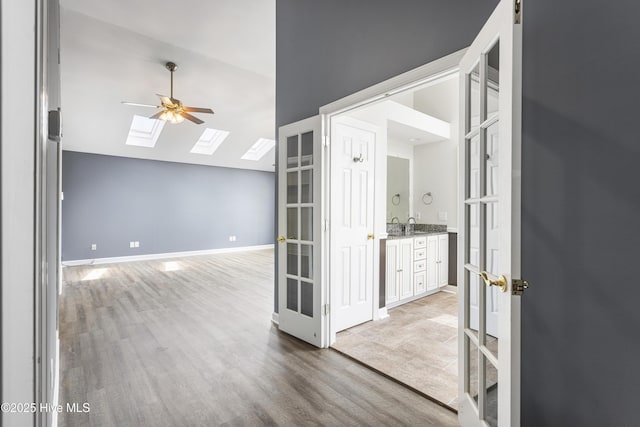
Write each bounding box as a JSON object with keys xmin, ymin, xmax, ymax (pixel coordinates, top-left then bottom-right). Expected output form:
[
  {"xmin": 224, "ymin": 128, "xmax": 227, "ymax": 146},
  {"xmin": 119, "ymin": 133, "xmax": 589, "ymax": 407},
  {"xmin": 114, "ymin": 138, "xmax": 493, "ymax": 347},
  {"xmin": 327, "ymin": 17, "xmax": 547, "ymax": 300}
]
[{"xmin": 382, "ymin": 230, "xmax": 449, "ymax": 309}]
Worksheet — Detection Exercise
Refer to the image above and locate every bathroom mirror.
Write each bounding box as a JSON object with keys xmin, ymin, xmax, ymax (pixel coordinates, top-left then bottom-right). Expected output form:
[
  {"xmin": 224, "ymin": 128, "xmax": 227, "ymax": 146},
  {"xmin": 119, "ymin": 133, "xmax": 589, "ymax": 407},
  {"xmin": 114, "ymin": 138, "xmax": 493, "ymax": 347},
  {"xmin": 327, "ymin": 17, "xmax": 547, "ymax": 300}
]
[{"xmin": 387, "ymin": 156, "xmax": 410, "ymax": 221}]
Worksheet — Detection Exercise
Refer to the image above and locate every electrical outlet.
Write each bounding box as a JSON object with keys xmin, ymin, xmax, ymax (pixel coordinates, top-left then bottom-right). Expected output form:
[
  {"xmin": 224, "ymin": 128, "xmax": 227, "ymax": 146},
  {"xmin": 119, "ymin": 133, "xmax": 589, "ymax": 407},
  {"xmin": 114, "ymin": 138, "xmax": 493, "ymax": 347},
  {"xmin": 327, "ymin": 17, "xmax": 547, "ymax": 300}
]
[
  {"xmin": 130, "ymin": 241, "xmax": 135, "ymax": 248},
  {"xmin": 416, "ymin": 212, "xmax": 421, "ymax": 220},
  {"xmin": 91, "ymin": 243, "xmax": 97, "ymax": 251},
  {"xmin": 134, "ymin": 241, "xmax": 140, "ymax": 248},
  {"xmin": 229, "ymin": 236, "xmax": 233, "ymax": 242},
  {"xmin": 438, "ymin": 211, "xmax": 448, "ymax": 222}
]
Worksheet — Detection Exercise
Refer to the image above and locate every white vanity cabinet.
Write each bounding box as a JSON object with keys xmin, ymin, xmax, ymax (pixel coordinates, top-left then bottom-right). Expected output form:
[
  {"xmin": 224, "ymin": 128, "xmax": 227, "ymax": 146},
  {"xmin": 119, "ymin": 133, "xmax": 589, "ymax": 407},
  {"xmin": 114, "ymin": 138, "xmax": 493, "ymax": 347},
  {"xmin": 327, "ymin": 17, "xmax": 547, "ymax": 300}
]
[
  {"xmin": 437, "ymin": 234, "xmax": 449, "ymax": 288},
  {"xmin": 413, "ymin": 236, "xmax": 427, "ymax": 295},
  {"xmin": 426, "ymin": 234, "xmax": 449, "ymax": 291},
  {"xmin": 385, "ymin": 238, "xmax": 414, "ymax": 304},
  {"xmin": 386, "ymin": 233, "xmax": 449, "ymax": 308}
]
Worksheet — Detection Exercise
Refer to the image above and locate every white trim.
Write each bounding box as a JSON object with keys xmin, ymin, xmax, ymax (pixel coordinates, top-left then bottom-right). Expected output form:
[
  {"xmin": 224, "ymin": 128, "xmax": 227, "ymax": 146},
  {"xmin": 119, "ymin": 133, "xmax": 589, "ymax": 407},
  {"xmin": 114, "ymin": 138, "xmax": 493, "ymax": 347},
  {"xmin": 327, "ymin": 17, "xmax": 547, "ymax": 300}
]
[
  {"xmin": 62, "ymin": 244, "xmax": 274, "ymax": 266},
  {"xmin": 377, "ymin": 307, "xmax": 389, "ymax": 319},
  {"xmin": 271, "ymin": 312, "xmax": 279, "ymax": 325},
  {"xmin": 319, "ymin": 49, "xmax": 466, "ymax": 117}
]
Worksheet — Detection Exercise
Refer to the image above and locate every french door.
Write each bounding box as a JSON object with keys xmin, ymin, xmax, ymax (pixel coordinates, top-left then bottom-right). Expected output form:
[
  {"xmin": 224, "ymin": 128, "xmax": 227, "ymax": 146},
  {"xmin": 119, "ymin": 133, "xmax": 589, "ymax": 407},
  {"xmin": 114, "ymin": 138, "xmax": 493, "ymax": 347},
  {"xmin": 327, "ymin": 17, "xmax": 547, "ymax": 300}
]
[
  {"xmin": 277, "ymin": 116, "xmax": 325, "ymax": 347},
  {"xmin": 458, "ymin": 0, "xmax": 523, "ymax": 426}
]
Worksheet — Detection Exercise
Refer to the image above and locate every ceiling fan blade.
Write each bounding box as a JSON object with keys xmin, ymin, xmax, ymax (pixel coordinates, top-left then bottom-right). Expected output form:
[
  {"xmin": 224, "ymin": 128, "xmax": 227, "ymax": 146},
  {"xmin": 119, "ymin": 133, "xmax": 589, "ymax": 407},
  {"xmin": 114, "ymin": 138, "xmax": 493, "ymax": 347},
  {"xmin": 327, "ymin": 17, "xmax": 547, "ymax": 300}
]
[
  {"xmin": 122, "ymin": 101, "xmax": 158, "ymax": 108},
  {"xmin": 183, "ymin": 106, "xmax": 214, "ymax": 114},
  {"xmin": 156, "ymin": 94, "xmax": 174, "ymax": 107},
  {"xmin": 149, "ymin": 111, "xmax": 164, "ymax": 120},
  {"xmin": 180, "ymin": 112, "xmax": 204, "ymax": 125}
]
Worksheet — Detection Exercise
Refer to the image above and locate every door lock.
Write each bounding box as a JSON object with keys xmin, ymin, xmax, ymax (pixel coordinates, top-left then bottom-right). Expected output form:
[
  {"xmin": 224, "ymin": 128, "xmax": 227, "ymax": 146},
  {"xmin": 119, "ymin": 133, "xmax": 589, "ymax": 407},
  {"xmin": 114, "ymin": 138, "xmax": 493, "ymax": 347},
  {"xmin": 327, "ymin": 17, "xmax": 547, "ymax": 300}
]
[
  {"xmin": 367, "ymin": 233, "xmax": 375, "ymax": 240},
  {"xmin": 512, "ymin": 279, "xmax": 529, "ymax": 296},
  {"xmin": 277, "ymin": 236, "xmax": 286, "ymax": 243}
]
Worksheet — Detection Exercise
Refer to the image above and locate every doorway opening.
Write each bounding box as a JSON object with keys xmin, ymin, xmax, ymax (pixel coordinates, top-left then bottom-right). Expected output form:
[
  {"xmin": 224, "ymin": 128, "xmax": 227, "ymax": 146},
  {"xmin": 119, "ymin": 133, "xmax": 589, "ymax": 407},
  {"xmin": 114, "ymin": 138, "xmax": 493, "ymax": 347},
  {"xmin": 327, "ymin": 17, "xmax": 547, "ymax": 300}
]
[{"xmin": 327, "ymin": 72, "xmax": 464, "ymax": 409}]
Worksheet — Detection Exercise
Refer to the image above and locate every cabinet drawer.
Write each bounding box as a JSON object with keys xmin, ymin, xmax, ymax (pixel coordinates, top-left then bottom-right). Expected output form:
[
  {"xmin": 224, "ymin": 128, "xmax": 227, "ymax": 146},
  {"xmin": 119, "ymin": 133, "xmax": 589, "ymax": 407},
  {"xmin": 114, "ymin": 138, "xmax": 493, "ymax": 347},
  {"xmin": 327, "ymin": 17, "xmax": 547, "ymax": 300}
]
[
  {"xmin": 414, "ymin": 259, "xmax": 426, "ymax": 272},
  {"xmin": 414, "ymin": 236, "xmax": 427, "ymax": 248},
  {"xmin": 414, "ymin": 248, "xmax": 426, "ymax": 260}
]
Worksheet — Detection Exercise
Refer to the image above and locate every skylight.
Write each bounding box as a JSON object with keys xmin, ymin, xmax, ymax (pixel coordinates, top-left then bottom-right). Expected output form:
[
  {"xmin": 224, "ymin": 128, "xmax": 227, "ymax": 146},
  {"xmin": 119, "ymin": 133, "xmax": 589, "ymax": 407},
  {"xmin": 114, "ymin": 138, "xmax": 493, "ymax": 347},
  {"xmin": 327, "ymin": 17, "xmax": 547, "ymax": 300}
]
[
  {"xmin": 190, "ymin": 128, "xmax": 230, "ymax": 155},
  {"xmin": 241, "ymin": 138, "xmax": 275, "ymax": 161},
  {"xmin": 125, "ymin": 115, "xmax": 165, "ymax": 147}
]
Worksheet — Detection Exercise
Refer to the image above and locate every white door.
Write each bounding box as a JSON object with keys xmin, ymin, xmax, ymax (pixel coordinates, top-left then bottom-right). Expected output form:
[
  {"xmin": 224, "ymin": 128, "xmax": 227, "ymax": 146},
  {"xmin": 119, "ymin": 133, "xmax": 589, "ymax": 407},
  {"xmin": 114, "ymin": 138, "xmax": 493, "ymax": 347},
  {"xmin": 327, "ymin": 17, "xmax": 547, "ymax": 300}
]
[
  {"xmin": 277, "ymin": 116, "xmax": 324, "ymax": 347},
  {"xmin": 458, "ymin": 0, "xmax": 523, "ymax": 426},
  {"xmin": 331, "ymin": 116, "xmax": 376, "ymax": 332}
]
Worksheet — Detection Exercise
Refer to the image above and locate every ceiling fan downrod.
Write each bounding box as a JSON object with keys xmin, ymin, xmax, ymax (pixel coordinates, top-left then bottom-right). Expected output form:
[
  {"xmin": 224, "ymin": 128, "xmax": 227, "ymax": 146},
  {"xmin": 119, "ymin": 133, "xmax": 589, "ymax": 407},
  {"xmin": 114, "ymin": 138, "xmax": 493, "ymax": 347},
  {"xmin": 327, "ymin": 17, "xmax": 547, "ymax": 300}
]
[{"xmin": 165, "ymin": 61, "xmax": 177, "ymax": 99}]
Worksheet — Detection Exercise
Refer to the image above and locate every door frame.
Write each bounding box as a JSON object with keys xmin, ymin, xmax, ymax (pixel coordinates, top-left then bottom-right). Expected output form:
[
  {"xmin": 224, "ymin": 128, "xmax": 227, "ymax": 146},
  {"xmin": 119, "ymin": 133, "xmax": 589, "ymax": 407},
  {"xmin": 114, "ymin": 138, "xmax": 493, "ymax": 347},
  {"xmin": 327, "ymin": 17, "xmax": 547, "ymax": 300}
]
[{"xmin": 318, "ymin": 48, "xmax": 467, "ymax": 346}]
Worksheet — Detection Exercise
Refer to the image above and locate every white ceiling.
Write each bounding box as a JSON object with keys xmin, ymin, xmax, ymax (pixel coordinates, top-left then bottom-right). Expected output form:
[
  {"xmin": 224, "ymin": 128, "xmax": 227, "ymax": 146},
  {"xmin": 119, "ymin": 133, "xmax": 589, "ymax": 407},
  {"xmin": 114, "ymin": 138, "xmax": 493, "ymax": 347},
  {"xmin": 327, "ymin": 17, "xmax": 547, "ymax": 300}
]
[{"xmin": 60, "ymin": 0, "xmax": 276, "ymax": 171}]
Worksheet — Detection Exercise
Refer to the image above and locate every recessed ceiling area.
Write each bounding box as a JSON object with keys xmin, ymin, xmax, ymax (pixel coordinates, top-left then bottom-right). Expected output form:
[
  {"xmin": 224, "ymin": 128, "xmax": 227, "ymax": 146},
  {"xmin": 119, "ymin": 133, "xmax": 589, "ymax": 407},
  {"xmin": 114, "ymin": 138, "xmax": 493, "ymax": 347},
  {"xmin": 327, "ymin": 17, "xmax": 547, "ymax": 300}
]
[
  {"xmin": 347, "ymin": 75, "xmax": 459, "ymax": 146},
  {"xmin": 60, "ymin": 0, "xmax": 275, "ymax": 172}
]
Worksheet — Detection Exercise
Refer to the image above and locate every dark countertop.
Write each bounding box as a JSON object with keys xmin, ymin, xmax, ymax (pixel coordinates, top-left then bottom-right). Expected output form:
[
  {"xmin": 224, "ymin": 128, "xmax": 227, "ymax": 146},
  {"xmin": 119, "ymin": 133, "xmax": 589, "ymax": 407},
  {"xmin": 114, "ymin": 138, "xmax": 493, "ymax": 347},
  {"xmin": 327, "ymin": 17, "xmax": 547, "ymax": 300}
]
[{"xmin": 385, "ymin": 231, "xmax": 448, "ymax": 240}]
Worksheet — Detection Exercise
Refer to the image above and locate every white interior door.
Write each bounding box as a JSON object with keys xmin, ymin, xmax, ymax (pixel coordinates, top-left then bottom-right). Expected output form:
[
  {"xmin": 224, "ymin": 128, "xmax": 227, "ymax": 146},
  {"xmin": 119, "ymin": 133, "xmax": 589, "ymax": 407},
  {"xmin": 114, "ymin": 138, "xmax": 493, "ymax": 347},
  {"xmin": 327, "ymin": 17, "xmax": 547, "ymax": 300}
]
[
  {"xmin": 277, "ymin": 116, "xmax": 324, "ymax": 347},
  {"xmin": 458, "ymin": 0, "xmax": 523, "ymax": 426},
  {"xmin": 331, "ymin": 116, "xmax": 376, "ymax": 332}
]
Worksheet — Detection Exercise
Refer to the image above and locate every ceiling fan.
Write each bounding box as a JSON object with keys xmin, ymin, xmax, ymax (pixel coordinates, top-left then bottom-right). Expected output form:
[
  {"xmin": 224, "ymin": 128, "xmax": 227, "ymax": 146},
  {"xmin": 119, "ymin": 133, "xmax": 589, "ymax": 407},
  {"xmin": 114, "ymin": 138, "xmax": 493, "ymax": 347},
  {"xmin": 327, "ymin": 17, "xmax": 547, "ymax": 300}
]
[{"xmin": 122, "ymin": 62, "xmax": 214, "ymax": 124}]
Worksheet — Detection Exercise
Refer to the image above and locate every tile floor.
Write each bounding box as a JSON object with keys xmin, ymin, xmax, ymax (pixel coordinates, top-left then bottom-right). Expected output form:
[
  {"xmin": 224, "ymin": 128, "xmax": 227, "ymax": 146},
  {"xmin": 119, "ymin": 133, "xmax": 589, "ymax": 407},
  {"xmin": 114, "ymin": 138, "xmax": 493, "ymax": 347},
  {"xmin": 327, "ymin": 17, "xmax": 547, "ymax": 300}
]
[{"xmin": 332, "ymin": 288, "xmax": 497, "ymax": 410}]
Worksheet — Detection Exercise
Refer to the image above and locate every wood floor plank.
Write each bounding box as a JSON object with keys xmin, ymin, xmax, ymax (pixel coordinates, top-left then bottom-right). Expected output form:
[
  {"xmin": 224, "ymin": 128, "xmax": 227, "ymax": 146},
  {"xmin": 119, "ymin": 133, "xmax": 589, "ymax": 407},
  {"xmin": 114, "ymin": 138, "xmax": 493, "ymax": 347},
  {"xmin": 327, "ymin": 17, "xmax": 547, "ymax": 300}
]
[{"xmin": 60, "ymin": 249, "xmax": 458, "ymax": 426}]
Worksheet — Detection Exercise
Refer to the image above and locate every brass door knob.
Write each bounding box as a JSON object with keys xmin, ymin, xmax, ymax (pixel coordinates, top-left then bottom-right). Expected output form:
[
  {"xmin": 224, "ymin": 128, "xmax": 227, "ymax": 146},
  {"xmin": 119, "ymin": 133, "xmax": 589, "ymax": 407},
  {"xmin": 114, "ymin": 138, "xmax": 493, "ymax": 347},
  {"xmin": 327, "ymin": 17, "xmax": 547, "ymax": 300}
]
[
  {"xmin": 277, "ymin": 236, "xmax": 286, "ymax": 243},
  {"xmin": 367, "ymin": 233, "xmax": 375, "ymax": 240},
  {"xmin": 479, "ymin": 271, "xmax": 508, "ymax": 293}
]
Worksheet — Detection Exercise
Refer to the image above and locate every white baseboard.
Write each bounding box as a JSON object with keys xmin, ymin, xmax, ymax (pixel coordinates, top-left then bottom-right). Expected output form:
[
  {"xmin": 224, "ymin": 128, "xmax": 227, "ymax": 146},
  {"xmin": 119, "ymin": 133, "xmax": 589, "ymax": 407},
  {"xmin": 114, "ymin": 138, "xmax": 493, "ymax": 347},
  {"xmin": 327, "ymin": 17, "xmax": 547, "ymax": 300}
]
[
  {"xmin": 378, "ymin": 307, "xmax": 389, "ymax": 319},
  {"xmin": 62, "ymin": 244, "xmax": 274, "ymax": 267},
  {"xmin": 271, "ymin": 312, "xmax": 279, "ymax": 326}
]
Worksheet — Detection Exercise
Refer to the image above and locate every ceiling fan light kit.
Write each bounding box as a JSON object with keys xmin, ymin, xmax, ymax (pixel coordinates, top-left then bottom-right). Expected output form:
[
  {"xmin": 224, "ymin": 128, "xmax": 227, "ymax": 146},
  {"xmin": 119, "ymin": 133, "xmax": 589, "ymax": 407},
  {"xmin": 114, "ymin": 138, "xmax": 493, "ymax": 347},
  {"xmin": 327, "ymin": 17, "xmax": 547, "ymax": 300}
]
[{"xmin": 122, "ymin": 61, "xmax": 214, "ymax": 125}]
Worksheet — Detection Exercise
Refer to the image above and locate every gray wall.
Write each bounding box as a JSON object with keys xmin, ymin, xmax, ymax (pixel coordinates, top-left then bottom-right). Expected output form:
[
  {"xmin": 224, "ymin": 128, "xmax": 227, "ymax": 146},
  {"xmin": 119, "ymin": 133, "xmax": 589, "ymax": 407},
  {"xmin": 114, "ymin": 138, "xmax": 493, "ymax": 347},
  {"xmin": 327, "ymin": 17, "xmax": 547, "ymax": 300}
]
[
  {"xmin": 521, "ymin": 1, "xmax": 640, "ymax": 425},
  {"xmin": 276, "ymin": 0, "xmax": 640, "ymax": 425},
  {"xmin": 62, "ymin": 151, "xmax": 275, "ymax": 261}
]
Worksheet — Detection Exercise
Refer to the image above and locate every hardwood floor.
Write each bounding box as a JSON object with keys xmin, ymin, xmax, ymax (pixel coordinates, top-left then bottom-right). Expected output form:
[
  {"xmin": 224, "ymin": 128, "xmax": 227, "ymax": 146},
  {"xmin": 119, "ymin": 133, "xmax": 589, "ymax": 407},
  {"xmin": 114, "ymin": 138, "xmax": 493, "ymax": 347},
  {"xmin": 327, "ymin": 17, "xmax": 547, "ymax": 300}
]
[{"xmin": 60, "ymin": 249, "xmax": 458, "ymax": 426}]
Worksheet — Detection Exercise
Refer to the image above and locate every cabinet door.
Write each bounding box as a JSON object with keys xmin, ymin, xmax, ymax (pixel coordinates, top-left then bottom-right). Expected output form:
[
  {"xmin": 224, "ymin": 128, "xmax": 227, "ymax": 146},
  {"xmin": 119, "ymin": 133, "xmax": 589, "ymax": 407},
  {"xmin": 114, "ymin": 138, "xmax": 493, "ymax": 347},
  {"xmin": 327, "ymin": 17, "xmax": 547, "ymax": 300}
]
[
  {"xmin": 426, "ymin": 235, "xmax": 438, "ymax": 291},
  {"xmin": 399, "ymin": 238, "xmax": 414, "ymax": 299},
  {"xmin": 414, "ymin": 271, "xmax": 427, "ymax": 295},
  {"xmin": 438, "ymin": 234, "xmax": 449, "ymax": 287},
  {"xmin": 386, "ymin": 241, "xmax": 399, "ymax": 303}
]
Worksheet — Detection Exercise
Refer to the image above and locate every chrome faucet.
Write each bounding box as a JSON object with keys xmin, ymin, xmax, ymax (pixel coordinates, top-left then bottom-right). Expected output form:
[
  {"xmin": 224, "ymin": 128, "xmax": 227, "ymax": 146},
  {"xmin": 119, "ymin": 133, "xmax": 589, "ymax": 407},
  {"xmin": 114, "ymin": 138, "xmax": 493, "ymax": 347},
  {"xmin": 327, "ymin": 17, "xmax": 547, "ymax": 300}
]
[
  {"xmin": 391, "ymin": 217, "xmax": 400, "ymax": 224},
  {"xmin": 407, "ymin": 217, "xmax": 416, "ymax": 224}
]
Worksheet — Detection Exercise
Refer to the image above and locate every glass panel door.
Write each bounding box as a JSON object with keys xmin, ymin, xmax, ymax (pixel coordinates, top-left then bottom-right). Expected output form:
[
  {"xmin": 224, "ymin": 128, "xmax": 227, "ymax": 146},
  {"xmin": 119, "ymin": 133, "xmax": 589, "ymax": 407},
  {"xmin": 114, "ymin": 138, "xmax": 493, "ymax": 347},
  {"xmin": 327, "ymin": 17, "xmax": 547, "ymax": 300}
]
[
  {"xmin": 458, "ymin": 1, "xmax": 522, "ymax": 426},
  {"xmin": 277, "ymin": 116, "xmax": 324, "ymax": 347}
]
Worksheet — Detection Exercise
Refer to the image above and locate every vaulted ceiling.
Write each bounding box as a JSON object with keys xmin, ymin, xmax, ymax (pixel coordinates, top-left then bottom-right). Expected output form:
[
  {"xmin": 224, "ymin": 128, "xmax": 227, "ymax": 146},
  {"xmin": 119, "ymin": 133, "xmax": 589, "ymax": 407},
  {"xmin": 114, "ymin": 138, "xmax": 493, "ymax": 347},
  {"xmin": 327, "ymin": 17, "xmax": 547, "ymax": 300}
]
[{"xmin": 60, "ymin": 0, "xmax": 276, "ymax": 171}]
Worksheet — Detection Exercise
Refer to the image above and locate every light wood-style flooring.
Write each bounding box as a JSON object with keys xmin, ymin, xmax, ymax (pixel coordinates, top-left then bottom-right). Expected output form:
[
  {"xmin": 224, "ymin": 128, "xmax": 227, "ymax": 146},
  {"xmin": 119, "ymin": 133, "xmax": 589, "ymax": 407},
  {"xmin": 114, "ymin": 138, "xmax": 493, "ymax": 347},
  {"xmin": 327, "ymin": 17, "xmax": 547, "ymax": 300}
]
[
  {"xmin": 333, "ymin": 291, "xmax": 460, "ymax": 409},
  {"xmin": 333, "ymin": 289, "xmax": 497, "ymax": 410},
  {"xmin": 60, "ymin": 249, "xmax": 458, "ymax": 426}
]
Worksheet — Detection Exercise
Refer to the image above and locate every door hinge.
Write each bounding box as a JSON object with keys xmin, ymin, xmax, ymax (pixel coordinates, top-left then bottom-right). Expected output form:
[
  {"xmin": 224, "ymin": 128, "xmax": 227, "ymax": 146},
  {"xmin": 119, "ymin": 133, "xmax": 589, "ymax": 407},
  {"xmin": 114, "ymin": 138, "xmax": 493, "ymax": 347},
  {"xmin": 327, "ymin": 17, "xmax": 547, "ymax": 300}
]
[
  {"xmin": 514, "ymin": 0, "xmax": 522, "ymax": 24},
  {"xmin": 323, "ymin": 136, "xmax": 329, "ymax": 147},
  {"xmin": 512, "ymin": 278, "xmax": 529, "ymax": 296},
  {"xmin": 323, "ymin": 304, "xmax": 330, "ymax": 315},
  {"xmin": 324, "ymin": 219, "xmax": 329, "ymax": 232}
]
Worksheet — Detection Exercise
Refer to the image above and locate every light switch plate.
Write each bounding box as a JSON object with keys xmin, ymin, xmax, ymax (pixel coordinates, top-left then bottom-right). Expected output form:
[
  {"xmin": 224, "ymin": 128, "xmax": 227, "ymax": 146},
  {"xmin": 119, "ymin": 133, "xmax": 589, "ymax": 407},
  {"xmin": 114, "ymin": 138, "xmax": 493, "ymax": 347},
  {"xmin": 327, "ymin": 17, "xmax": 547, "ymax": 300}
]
[{"xmin": 438, "ymin": 211, "xmax": 448, "ymax": 221}]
